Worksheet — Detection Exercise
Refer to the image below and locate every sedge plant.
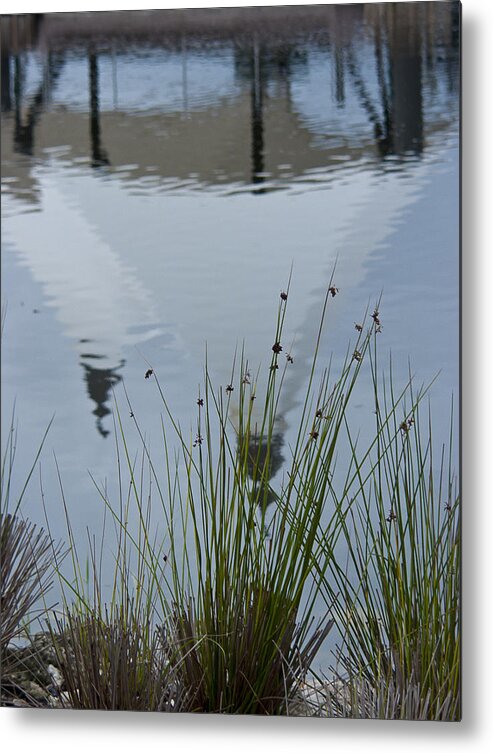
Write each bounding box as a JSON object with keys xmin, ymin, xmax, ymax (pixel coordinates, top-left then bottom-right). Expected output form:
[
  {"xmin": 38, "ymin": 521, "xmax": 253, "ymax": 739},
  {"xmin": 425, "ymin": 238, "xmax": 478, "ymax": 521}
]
[
  {"xmin": 314, "ymin": 339, "xmax": 460, "ymax": 720},
  {"xmin": 68, "ymin": 277, "xmax": 378, "ymax": 714}
]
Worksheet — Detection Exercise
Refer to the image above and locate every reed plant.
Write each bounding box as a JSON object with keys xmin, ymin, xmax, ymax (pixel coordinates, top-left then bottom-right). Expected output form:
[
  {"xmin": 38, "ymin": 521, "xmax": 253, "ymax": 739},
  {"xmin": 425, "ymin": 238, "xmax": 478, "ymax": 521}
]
[
  {"xmin": 1, "ymin": 414, "xmax": 61, "ymax": 656},
  {"xmin": 64, "ymin": 279, "xmax": 376, "ymax": 714},
  {"xmin": 0, "ymin": 413, "xmax": 64, "ymax": 704},
  {"xmin": 48, "ymin": 601, "xmax": 186, "ymax": 711},
  {"xmin": 43, "ymin": 278, "xmax": 378, "ymax": 713},
  {"xmin": 314, "ymin": 347, "xmax": 460, "ymax": 720},
  {"xmin": 38, "ymin": 448, "xmax": 187, "ymax": 710}
]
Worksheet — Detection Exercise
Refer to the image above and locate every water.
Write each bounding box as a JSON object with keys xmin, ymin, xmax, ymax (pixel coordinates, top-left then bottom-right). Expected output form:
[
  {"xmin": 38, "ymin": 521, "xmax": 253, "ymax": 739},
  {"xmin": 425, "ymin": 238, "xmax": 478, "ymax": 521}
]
[{"xmin": 1, "ymin": 6, "xmax": 459, "ymax": 660}]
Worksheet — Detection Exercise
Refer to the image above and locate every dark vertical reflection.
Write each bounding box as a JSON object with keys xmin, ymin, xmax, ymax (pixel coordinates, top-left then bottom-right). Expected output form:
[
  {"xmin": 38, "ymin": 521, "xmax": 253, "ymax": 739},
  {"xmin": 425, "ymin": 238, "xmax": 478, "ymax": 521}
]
[
  {"xmin": 88, "ymin": 50, "xmax": 110, "ymax": 168},
  {"xmin": 373, "ymin": 13, "xmax": 393, "ymax": 156},
  {"xmin": 331, "ymin": 6, "xmax": 349, "ymax": 112},
  {"xmin": 251, "ymin": 38, "xmax": 265, "ymax": 194},
  {"xmin": 387, "ymin": 3, "xmax": 423, "ymax": 157},
  {"xmin": 238, "ymin": 430, "xmax": 284, "ymax": 510},
  {"xmin": 448, "ymin": 2, "xmax": 461, "ymax": 95},
  {"xmin": 13, "ymin": 50, "xmax": 64, "ymax": 156},
  {"xmin": 334, "ymin": 45, "xmax": 345, "ymax": 107},
  {"xmin": 423, "ymin": 2, "xmax": 436, "ymax": 90},
  {"xmin": 181, "ymin": 36, "xmax": 188, "ymax": 116},
  {"xmin": 344, "ymin": 3, "xmax": 424, "ymax": 160},
  {"xmin": 13, "ymin": 54, "xmax": 25, "ymax": 149},
  {"xmin": 1, "ymin": 51, "xmax": 12, "ymax": 111},
  {"xmin": 346, "ymin": 46, "xmax": 389, "ymax": 154},
  {"xmin": 2, "ymin": 12, "xmax": 43, "ymax": 115},
  {"xmin": 81, "ymin": 360, "xmax": 123, "ymax": 437}
]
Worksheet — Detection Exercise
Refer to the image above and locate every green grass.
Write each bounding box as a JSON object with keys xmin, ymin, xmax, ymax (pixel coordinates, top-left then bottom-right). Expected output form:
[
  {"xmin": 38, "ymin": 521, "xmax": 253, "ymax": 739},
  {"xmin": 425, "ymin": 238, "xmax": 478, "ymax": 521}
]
[{"xmin": 315, "ymin": 351, "xmax": 460, "ymax": 719}]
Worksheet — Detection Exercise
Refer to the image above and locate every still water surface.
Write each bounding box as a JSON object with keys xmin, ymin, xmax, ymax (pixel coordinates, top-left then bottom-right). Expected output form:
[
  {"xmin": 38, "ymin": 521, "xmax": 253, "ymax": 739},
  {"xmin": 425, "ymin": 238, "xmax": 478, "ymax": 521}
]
[{"xmin": 1, "ymin": 5, "xmax": 459, "ymax": 657}]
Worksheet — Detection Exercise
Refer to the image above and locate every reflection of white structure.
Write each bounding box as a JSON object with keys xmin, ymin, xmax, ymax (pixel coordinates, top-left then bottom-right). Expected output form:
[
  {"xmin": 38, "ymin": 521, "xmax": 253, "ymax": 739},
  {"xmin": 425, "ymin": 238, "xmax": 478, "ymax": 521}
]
[
  {"xmin": 2, "ymin": 139, "xmax": 451, "ymax": 427},
  {"xmin": 2, "ymin": 171, "xmax": 164, "ymax": 372}
]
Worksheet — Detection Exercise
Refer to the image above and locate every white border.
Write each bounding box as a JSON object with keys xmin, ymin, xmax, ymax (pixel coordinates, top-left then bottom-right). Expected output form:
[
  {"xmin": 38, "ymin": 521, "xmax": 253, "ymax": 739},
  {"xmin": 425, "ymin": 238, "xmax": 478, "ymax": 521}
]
[{"xmin": 2, "ymin": 1, "xmax": 492, "ymax": 751}]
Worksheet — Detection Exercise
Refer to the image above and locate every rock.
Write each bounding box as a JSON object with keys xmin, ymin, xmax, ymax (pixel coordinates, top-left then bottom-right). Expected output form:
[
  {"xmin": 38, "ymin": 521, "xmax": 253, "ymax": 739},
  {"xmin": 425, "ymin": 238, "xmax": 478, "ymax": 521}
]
[
  {"xmin": 288, "ymin": 677, "xmax": 352, "ymax": 717},
  {"xmin": 1, "ymin": 630, "xmax": 67, "ymax": 708},
  {"xmin": 47, "ymin": 663, "xmax": 64, "ymax": 689}
]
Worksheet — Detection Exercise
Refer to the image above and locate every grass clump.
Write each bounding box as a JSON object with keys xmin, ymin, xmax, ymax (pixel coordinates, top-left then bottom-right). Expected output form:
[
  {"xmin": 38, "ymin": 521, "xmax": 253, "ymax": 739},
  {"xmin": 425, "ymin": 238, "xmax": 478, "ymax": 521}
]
[
  {"xmin": 0, "ymin": 415, "xmax": 65, "ymax": 705},
  {"xmin": 73, "ymin": 277, "xmax": 364, "ymax": 714},
  {"xmin": 48, "ymin": 601, "xmax": 183, "ymax": 711},
  {"xmin": 317, "ymin": 350, "xmax": 460, "ymax": 720},
  {"xmin": 1, "ymin": 415, "xmax": 62, "ymax": 680}
]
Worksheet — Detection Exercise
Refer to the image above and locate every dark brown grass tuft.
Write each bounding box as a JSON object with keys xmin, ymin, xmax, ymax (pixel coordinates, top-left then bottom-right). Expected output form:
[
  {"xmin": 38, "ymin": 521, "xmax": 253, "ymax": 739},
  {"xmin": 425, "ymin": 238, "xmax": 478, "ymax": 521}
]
[
  {"xmin": 1, "ymin": 514, "xmax": 59, "ymax": 653},
  {"xmin": 49, "ymin": 601, "xmax": 186, "ymax": 711}
]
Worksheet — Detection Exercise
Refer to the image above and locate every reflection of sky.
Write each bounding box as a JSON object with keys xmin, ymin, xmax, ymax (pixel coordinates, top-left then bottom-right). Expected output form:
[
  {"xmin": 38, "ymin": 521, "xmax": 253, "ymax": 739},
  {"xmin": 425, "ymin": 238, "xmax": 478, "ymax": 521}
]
[
  {"xmin": 290, "ymin": 45, "xmax": 379, "ymax": 139},
  {"xmin": 18, "ymin": 47, "xmax": 243, "ymax": 114}
]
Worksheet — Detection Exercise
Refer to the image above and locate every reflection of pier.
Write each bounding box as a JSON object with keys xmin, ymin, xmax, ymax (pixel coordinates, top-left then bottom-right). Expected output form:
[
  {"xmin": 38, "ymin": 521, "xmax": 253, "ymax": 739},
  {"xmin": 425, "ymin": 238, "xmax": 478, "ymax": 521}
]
[
  {"xmin": 1, "ymin": 4, "xmax": 459, "ymax": 188},
  {"xmin": 88, "ymin": 51, "xmax": 110, "ymax": 168},
  {"xmin": 12, "ymin": 50, "xmax": 65, "ymax": 156},
  {"xmin": 251, "ymin": 38, "xmax": 265, "ymax": 194}
]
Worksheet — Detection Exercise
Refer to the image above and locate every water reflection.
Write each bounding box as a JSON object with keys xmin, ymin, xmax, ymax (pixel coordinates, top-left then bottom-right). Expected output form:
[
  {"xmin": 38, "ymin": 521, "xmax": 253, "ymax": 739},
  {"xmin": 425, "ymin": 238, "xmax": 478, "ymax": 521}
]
[
  {"xmin": 88, "ymin": 51, "xmax": 110, "ymax": 168},
  {"xmin": 233, "ymin": 37, "xmax": 311, "ymax": 192},
  {"xmin": 238, "ymin": 429, "xmax": 285, "ymax": 510},
  {"xmin": 250, "ymin": 39, "xmax": 265, "ymax": 193},
  {"xmin": 81, "ymin": 359, "xmax": 123, "ymax": 438},
  {"xmin": 12, "ymin": 51, "xmax": 65, "ymax": 157},
  {"xmin": 386, "ymin": 5, "xmax": 424, "ymax": 156},
  {"xmin": 341, "ymin": 3, "xmax": 426, "ymax": 159},
  {"xmin": 1, "ymin": 4, "xmax": 459, "ymax": 449},
  {"xmin": 1, "ymin": 4, "xmax": 459, "ymax": 193}
]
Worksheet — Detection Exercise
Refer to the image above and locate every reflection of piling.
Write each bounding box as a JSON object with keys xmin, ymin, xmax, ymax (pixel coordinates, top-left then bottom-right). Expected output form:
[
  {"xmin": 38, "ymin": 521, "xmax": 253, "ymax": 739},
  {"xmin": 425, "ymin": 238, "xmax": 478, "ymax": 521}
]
[
  {"xmin": 448, "ymin": 2, "xmax": 461, "ymax": 95},
  {"xmin": 111, "ymin": 44, "xmax": 118, "ymax": 110},
  {"xmin": 332, "ymin": 4, "xmax": 348, "ymax": 110},
  {"xmin": 251, "ymin": 37, "xmax": 265, "ymax": 194},
  {"xmin": 2, "ymin": 12, "xmax": 43, "ymax": 114},
  {"xmin": 181, "ymin": 36, "xmax": 188, "ymax": 116},
  {"xmin": 344, "ymin": 1, "xmax": 424, "ymax": 160},
  {"xmin": 373, "ymin": 9, "xmax": 393, "ymax": 156},
  {"xmin": 89, "ymin": 50, "xmax": 110, "ymax": 168},
  {"xmin": 13, "ymin": 49, "xmax": 64, "ymax": 156},
  {"xmin": 13, "ymin": 54, "xmax": 24, "ymax": 145},
  {"xmin": 334, "ymin": 46, "xmax": 345, "ymax": 107},
  {"xmin": 386, "ymin": 2, "xmax": 423, "ymax": 156},
  {"xmin": 1, "ymin": 50, "xmax": 12, "ymax": 111}
]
